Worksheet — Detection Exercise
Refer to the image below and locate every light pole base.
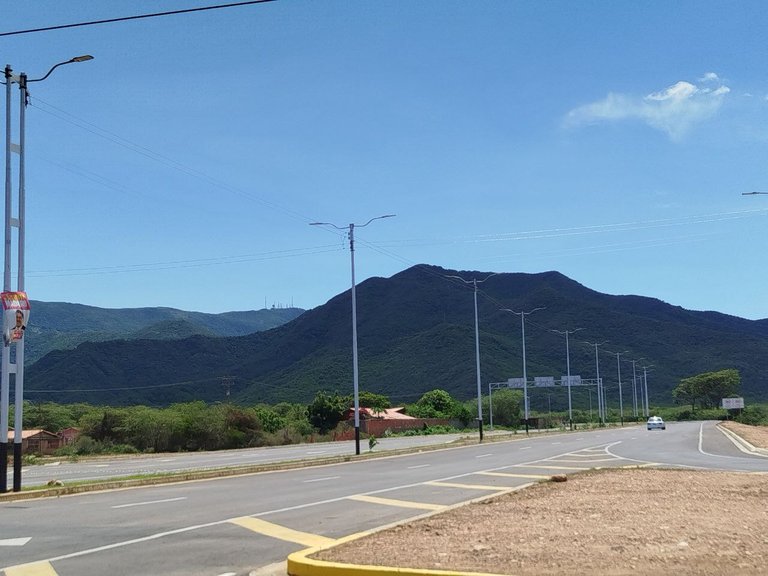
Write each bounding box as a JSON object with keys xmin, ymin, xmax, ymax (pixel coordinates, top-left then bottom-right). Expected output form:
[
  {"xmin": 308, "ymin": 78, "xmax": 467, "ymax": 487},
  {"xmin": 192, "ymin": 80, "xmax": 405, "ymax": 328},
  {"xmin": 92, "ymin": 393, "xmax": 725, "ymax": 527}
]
[
  {"xmin": 12, "ymin": 443, "xmax": 21, "ymax": 491},
  {"xmin": 477, "ymin": 418, "xmax": 483, "ymax": 442}
]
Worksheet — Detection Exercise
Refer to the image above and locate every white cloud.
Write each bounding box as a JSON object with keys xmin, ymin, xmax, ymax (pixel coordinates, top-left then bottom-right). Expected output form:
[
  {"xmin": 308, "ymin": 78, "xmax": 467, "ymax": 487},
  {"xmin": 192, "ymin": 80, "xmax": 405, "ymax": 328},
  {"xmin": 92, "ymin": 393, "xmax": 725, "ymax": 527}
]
[{"xmin": 565, "ymin": 74, "xmax": 730, "ymax": 141}]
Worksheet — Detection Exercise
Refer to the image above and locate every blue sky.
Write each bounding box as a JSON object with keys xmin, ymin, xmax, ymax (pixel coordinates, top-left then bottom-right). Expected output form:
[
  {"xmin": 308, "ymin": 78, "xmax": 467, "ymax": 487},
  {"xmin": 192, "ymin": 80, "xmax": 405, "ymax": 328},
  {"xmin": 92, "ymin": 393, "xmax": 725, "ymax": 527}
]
[{"xmin": 3, "ymin": 1, "xmax": 768, "ymax": 319}]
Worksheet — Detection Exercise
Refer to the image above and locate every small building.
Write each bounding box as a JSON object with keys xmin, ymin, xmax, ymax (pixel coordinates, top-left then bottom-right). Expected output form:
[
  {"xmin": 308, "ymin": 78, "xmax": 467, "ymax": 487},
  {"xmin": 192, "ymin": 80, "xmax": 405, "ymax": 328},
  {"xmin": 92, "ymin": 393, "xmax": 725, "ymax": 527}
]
[
  {"xmin": 6, "ymin": 429, "xmax": 61, "ymax": 455},
  {"xmin": 336, "ymin": 407, "xmax": 449, "ymax": 440},
  {"xmin": 58, "ymin": 427, "xmax": 80, "ymax": 446}
]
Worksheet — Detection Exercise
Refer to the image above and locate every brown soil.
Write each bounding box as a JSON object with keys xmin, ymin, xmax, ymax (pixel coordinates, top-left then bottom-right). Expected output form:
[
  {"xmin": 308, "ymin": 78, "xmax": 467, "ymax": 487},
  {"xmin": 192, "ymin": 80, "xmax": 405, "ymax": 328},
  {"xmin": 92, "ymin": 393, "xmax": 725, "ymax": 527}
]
[{"xmin": 313, "ymin": 422, "xmax": 768, "ymax": 575}]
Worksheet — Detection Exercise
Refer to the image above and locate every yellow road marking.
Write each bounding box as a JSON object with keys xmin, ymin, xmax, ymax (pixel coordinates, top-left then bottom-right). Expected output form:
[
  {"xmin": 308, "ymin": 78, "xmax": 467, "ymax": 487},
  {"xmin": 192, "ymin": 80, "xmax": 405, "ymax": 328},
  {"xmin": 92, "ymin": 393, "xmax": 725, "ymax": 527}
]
[
  {"xmin": 4, "ymin": 561, "xmax": 59, "ymax": 576},
  {"xmin": 515, "ymin": 464, "xmax": 588, "ymax": 471},
  {"xmin": 478, "ymin": 471, "xmax": 552, "ymax": 480},
  {"xmin": 549, "ymin": 458, "xmax": 618, "ymax": 463},
  {"xmin": 425, "ymin": 481, "xmax": 502, "ymax": 491},
  {"xmin": 230, "ymin": 517, "xmax": 335, "ymax": 548},
  {"xmin": 347, "ymin": 494, "xmax": 446, "ymax": 511}
]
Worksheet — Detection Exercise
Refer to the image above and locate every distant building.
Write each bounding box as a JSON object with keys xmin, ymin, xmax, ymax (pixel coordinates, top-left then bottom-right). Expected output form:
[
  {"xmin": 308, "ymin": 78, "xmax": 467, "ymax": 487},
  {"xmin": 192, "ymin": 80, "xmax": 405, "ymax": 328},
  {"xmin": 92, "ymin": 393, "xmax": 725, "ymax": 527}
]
[
  {"xmin": 58, "ymin": 427, "xmax": 80, "ymax": 446},
  {"xmin": 6, "ymin": 429, "xmax": 61, "ymax": 455},
  {"xmin": 336, "ymin": 407, "xmax": 449, "ymax": 440}
]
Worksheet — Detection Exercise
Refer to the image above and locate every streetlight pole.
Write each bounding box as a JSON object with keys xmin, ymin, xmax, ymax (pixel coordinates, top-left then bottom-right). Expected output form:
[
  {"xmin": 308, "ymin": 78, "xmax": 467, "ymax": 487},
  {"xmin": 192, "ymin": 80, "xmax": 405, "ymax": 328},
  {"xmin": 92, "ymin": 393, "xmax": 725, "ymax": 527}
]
[
  {"xmin": 1, "ymin": 55, "xmax": 93, "ymax": 493},
  {"xmin": 550, "ymin": 328, "xmax": 583, "ymax": 429},
  {"xmin": 446, "ymin": 273, "xmax": 495, "ymax": 442},
  {"xmin": 585, "ymin": 340, "xmax": 608, "ymax": 424},
  {"xmin": 612, "ymin": 350, "xmax": 628, "ymax": 426},
  {"xmin": 502, "ymin": 307, "xmax": 545, "ymax": 433},
  {"xmin": 630, "ymin": 358, "xmax": 644, "ymax": 420},
  {"xmin": 642, "ymin": 364, "xmax": 654, "ymax": 417},
  {"xmin": 309, "ymin": 214, "xmax": 394, "ymax": 455}
]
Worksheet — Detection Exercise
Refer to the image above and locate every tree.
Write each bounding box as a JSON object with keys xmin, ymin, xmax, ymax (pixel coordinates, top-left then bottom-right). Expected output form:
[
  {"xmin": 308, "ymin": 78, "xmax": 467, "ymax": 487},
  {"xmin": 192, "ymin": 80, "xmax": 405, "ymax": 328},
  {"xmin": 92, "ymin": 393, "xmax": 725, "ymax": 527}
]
[
  {"xmin": 673, "ymin": 369, "xmax": 740, "ymax": 410},
  {"xmin": 307, "ymin": 391, "xmax": 348, "ymax": 434},
  {"xmin": 409, "ymin": 389, "xmax": 471, "ymax": 425},
  {"xmin": 358, "ymin": 391, "xmax": 391, "ymax": 416},
  {"xmin": 482, "ymin": 389, "xmax": 522, "ymax": 427},
  {"xmin": 22, "ymin": 401, "xmax": 77, "ymax": 432}
]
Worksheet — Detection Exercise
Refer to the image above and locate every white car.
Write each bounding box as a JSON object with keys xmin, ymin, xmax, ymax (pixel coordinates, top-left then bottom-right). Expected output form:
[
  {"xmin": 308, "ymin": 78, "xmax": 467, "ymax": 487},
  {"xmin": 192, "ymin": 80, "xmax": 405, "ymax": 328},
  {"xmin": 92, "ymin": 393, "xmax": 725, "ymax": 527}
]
[{"xmin": 647, "ymin": 416, "xmax": 666, "ymax": 430}]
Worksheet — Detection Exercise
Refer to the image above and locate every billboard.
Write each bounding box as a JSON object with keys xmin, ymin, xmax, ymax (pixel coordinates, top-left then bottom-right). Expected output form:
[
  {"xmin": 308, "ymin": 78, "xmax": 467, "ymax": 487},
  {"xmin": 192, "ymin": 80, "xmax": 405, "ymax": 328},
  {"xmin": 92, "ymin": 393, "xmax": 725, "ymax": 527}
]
[
  {"xmin": 721, "ymin": 397, "xmax": 744, "ymax": 410},
  {"xmin": 2, "ymin": 291, "xmax": 30, "ymax": 346}
]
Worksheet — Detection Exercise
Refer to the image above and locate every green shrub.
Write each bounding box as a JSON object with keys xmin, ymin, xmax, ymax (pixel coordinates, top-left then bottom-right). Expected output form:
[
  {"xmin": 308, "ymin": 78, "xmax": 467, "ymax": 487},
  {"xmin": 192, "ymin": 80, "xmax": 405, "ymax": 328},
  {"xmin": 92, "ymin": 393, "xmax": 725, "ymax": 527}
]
[{"xmin": 736, "ymin": 405, "xmax": 768, "ymax": 426}]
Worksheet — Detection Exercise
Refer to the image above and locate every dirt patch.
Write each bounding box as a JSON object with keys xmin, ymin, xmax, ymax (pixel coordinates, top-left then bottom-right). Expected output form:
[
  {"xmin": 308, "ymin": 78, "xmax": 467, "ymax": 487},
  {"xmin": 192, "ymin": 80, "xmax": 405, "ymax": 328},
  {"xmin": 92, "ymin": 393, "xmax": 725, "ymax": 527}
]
[{"xmin": 313, "ymin": 423, "xmax": 768, "ymax": 575}]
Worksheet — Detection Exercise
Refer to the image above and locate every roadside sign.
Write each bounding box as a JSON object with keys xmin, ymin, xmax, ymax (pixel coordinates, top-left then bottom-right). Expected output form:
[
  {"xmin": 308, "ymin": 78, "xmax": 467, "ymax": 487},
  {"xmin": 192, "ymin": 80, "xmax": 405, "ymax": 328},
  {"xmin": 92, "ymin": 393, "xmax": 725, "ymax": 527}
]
[
  {"xmin": 562, "ymin": 375, "xmax": 583, "ymax": 386},
  {"xmin": 507, "ymin": 378, "xmax": 526, "ymax": 389},
  {"xmin": 721, "ymin": 397, "xmax": 744, "ymax": 409},
  {"xmin": 534, "ymin": 376, "xmax": 555, "ymax": 387}
]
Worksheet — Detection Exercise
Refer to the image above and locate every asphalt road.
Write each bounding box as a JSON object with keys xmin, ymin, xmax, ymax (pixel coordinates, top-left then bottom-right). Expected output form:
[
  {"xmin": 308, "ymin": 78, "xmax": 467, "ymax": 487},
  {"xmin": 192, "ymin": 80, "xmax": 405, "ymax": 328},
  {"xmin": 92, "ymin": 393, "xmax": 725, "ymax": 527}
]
[
  {"xmin": 8, "ymin": 432, "xmax": 476, "ymax": 488},
  {"xmin": 1, "ymin": 421, "xmax": 766, "ymax": 576}
]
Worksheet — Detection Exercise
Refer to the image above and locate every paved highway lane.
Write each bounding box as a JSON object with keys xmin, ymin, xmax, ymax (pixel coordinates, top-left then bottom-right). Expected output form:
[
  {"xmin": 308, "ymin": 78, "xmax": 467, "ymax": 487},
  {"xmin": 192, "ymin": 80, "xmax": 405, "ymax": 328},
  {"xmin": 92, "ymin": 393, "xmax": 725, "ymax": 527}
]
[
  {"xmin": 608, "ymin": 420, "xmax": 768, "ymax": 471},
  {"xmin": 2, "ymin": 423, "xmax": 765, "ymax": 576},
  {"xmin": 9, "ymin": 433, "xmax": 477, "ymax": 488}
]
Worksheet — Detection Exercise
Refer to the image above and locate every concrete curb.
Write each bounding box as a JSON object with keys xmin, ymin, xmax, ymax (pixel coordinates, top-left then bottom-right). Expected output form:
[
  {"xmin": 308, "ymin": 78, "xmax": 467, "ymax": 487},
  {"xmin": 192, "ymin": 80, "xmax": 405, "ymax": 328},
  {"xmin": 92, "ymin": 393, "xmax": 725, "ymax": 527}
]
[{"xmin": 717, "ymin": 423, "xmax": 768, "ymax": 458}]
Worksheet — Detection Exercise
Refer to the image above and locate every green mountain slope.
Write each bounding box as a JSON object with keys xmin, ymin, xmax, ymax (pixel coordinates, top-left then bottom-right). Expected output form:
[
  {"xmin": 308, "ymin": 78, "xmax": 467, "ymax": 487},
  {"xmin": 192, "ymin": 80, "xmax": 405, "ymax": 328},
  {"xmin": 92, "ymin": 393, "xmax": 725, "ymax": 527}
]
[
  {"xmin": 24, "ymin": 265, "xmax": 768, "ymax": 407},
  {"xmin": 24, "ymin": 302, "xmax": 304, "ymax": 363}
]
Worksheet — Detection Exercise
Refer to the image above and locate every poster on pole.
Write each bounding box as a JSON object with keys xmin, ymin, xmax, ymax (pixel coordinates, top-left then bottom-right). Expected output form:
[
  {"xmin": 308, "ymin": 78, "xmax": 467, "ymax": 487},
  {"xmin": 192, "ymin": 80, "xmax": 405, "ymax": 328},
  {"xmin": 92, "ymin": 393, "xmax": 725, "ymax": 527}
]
[{"xmin": 2, "ymin": 291, "xmax": 30, "ymax": 346}]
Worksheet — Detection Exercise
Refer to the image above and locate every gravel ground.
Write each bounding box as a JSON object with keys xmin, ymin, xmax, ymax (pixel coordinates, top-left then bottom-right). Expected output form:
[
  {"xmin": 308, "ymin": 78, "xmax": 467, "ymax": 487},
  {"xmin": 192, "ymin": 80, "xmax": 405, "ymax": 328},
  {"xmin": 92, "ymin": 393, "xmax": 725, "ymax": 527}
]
[{"xmin": 312, "ymin": 422, "xmax": 768, "ymax": 575}]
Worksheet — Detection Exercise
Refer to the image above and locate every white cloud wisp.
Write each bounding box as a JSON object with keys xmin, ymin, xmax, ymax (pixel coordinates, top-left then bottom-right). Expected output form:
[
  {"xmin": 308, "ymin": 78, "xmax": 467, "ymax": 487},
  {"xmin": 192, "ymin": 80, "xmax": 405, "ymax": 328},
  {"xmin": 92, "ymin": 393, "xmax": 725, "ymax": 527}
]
[{"xmin": 565, "ymin": 73, "xmax": 730, "ymax": 140}]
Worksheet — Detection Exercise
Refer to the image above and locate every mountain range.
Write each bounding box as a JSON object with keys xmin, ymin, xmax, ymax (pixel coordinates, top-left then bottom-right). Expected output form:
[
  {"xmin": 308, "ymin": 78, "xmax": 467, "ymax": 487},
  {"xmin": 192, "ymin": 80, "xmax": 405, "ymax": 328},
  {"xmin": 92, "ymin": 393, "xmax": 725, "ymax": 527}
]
[
  {"xmin": 23, "ymin": 265, "xmax": 768, "ymax": 409},
  {"xmin": 24, "ymin": 302, "xmax": 304, "ymax": 364}
]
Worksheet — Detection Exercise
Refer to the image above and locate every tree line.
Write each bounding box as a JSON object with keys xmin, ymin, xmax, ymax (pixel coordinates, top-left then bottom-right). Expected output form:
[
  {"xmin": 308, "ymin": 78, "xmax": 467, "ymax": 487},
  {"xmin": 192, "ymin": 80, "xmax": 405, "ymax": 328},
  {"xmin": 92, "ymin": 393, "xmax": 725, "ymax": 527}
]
[
  {"xmin": 10, "ymin": 368, "xmax": 762, "ymax": 457},
  {"xmin": 12, "ymin": 388, "xmax": 524, "ymax": 456}
]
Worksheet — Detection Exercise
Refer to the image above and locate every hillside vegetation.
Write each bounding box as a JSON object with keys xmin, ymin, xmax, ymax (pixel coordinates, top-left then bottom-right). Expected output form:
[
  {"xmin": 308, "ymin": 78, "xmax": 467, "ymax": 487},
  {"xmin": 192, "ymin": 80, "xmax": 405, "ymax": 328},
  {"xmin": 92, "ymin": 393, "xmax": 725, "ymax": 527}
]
[
  {"xmin": 24, "ymin": 302, "xmax": 304, "ymax": 363},
  {"xmin": 24, "ymin": 265, "xmax": 768, "ymax": 408}
]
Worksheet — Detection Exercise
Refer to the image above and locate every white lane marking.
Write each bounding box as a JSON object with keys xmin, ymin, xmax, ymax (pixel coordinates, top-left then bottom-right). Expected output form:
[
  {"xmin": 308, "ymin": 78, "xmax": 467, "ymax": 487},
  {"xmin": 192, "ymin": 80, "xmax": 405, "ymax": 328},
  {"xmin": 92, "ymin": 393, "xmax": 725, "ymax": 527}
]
[
  {"xmin": 407, "ymin": 464, "xmax": 430, "ymax": 469},
  {"xmin": 43, "ymin": 462, "xmax": 61, "ymax": 467},
  {"xmin": 93, "ymin": 464, "xmax": 110, "ymax": 468},
  {"xmin": 159, "ymin": 458, "xmax": 176, "ymax": 462},
  {"xmin": 305, "ymin": 450, "xmax": 329, "ymax": 455},
  {"xmin": 520, "ymin": 446, "xmax": 532, "ymax": 450},
  {"xmin": 0, "ymin": 537, "xmax": 31, "ymax": 546},
  {"xmin": 14, "ymin": 441, "xmax": 621, "ymax": 569},
  {"xmin": 303, "ymin": 476, "xmax": 340, "ymax": 483},
  {"xmin": 702, "ymin": 422, "xmax": 768, "ymax": 460},
  {"xmin": 551, "ymin": 442, "xmax": 562, "ymax": 445},
  {"xmin": 112, "ymin": 497, "xmax": 187, "ymax": 509},
  {"xmin": 476, "ymin": 453, "xmax": 493, "ymax": 459}
]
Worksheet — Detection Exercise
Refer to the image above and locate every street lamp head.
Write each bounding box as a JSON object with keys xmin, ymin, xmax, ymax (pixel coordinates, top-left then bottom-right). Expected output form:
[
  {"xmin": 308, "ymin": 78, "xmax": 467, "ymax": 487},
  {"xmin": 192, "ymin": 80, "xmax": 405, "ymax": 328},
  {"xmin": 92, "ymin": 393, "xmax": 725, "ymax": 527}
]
[{"xmin": 28, "ymin": 54, "xmax": 95, "ymax": 83}]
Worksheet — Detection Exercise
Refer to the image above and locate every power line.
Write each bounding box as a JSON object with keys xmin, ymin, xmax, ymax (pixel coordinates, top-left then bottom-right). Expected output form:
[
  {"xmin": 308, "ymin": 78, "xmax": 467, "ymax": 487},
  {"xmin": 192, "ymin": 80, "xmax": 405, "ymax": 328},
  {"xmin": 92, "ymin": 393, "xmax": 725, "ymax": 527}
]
[{"xmin": 0, "ymin": 0, "xmax": 277, "ymax": 37}]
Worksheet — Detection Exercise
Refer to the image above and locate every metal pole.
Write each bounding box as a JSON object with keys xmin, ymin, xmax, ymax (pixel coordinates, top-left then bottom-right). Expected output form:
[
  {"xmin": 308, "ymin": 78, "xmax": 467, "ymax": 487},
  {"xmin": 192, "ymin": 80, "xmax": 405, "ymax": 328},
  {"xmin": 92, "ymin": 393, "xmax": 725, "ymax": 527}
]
[
  {"xmin": 473, "ymin": 280, "xmax": 483, "ymax": 441},
  {"xmin": 565, "ymin": 331, "xmax": 571, "ymax": 427},
  {"xmin": 587, "ymin": 340, "xmax": 609, "ymax": 424},
  {"xmin": 348, "ymin": 223, "xmax": 361, "ymax": 455},
  {"xmin": 488, "ymin": 381, "xmax": 493, "ymax": 430},
  {"xmin": 0, "ymin": 65, "xmax": 11, "ymax": 493},
  {"xmin": 643, "ymin": 367, "xmax": 651, "ymax": 417},
  {"xmin": 551, "ymin": 328, "xmax": 582, "ymax": 429},
  {"xmin": 631, "ymin": 360, "xmax": 638, "ymax": 419},
  {"xmin": 616, "ymin": 352, "xmax": 624, "ymax": 426},
  {"xmin": 521, "ymin": 312, "xmax": 528, "ymax": 429},
  {"xmin": 12, "ymin": 74, "xmax": 26, "ymax": 491},
  {"xmin": 309, "ymin": 214, "xmax": 394, "ymax": 456}
]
